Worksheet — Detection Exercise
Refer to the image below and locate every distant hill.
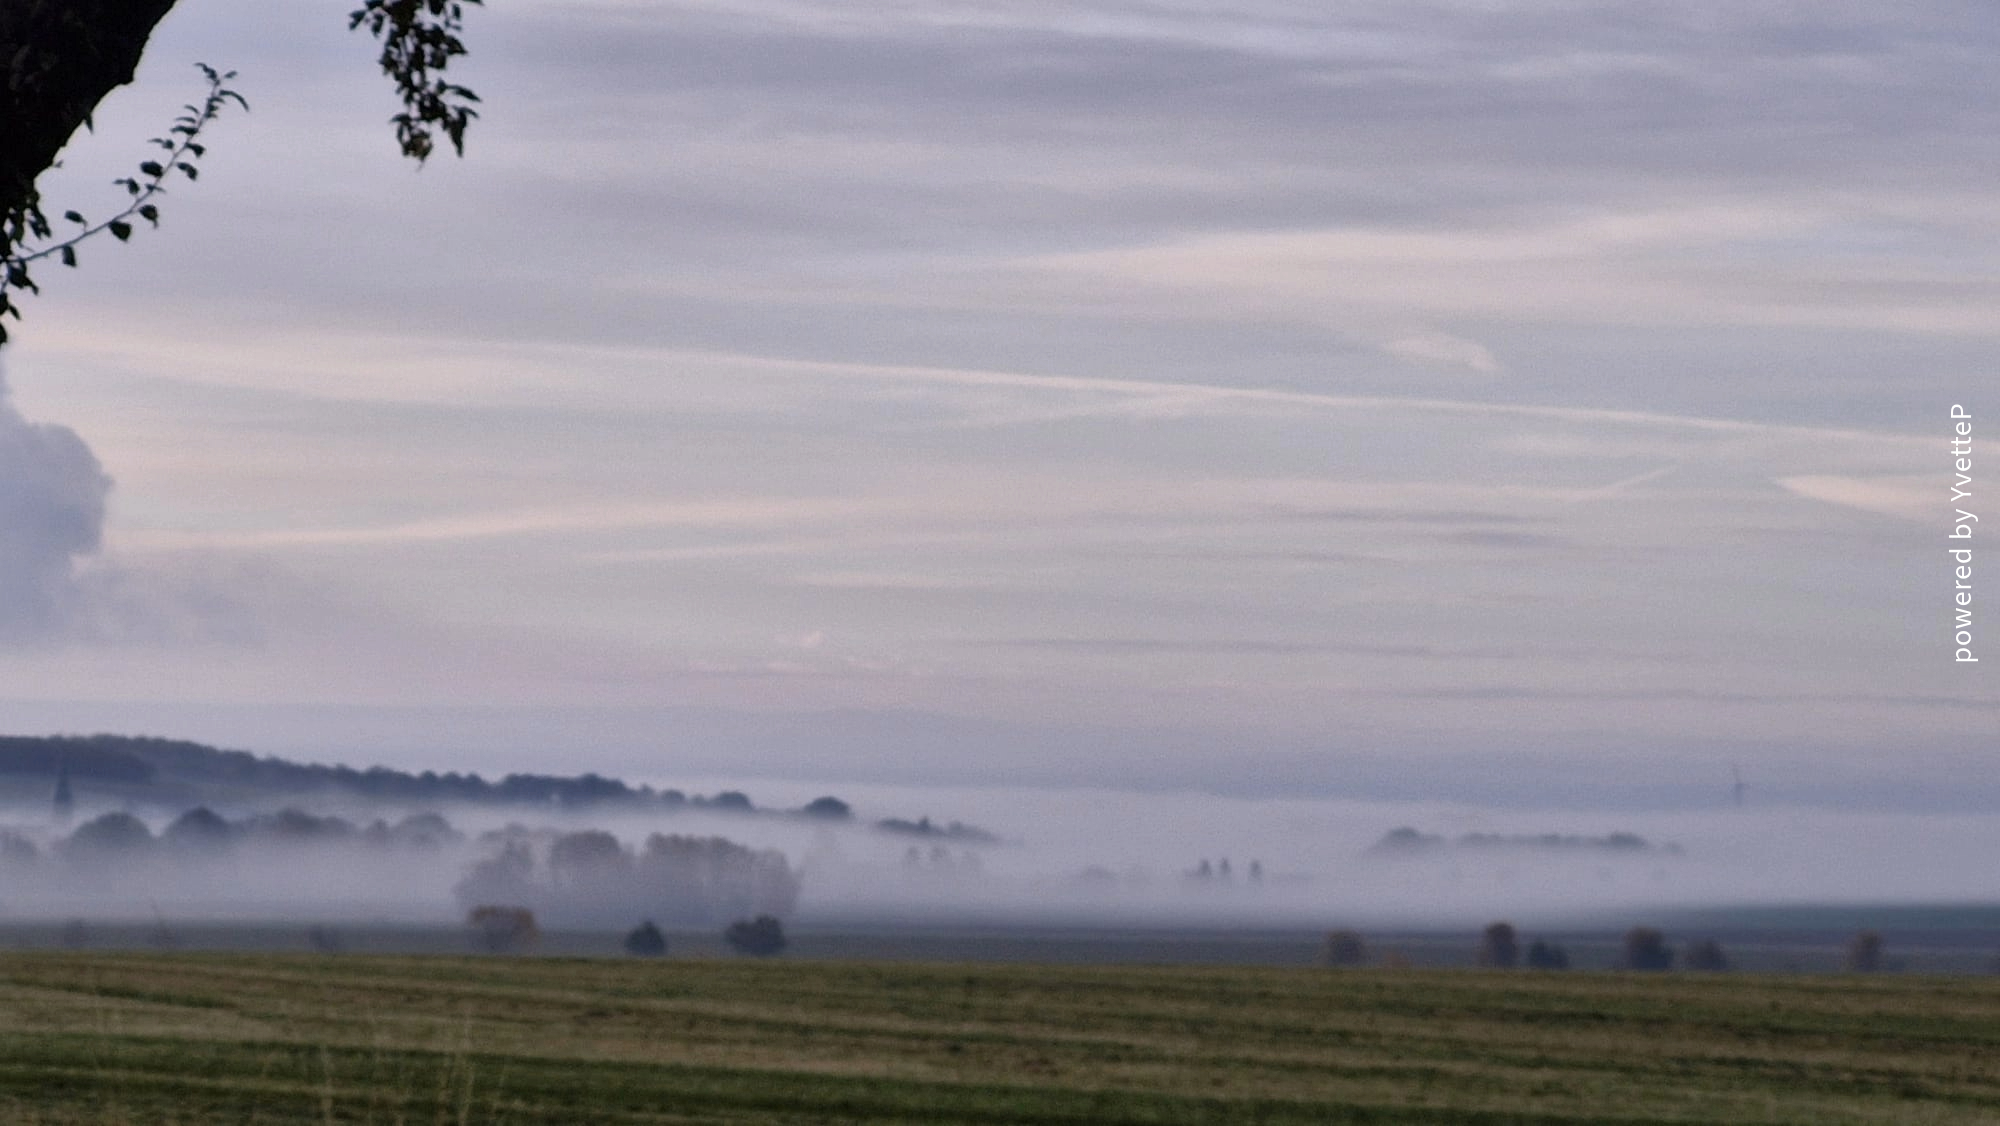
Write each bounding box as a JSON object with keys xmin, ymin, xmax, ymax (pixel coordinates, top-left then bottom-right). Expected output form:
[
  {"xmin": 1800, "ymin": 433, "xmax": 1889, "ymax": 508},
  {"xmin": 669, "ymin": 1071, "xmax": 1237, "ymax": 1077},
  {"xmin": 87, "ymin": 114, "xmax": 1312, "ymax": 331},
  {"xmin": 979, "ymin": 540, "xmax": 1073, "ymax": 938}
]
[{"xmin": 0, "ymin": 733, "xmax": 664, "ymax": 811}]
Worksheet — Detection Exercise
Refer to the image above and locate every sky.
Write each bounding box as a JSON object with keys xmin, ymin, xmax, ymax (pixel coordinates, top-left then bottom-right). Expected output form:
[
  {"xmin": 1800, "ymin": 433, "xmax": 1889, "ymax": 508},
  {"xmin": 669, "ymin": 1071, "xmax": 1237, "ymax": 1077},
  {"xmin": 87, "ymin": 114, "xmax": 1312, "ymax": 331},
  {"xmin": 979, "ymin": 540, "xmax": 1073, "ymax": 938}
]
[{"xmin": 0, "ymin": 0, "xmax": 1994, "ymax": 813}]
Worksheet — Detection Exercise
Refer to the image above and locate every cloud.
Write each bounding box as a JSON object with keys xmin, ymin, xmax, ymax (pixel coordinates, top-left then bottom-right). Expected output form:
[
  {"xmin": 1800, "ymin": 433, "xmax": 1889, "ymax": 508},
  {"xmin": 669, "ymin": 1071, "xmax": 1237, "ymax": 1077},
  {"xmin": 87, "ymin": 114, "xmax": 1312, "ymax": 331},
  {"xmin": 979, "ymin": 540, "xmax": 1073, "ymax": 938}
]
[
  {"xmin": 1380, "ymin": 331, "xmax": 1502, "ymax": 374},
  {"xmin": 0, "ymin": 370, "xmax": 112, "ymax": 643},
  {"xmin": 1773, "ymin": 474, "xmax": 1934, "ymax": 522},
  {"xmin": 122, "ymin": 496, "xmax": 911, "ymax": 551},
  {"xmin": 0, "ymin": 373, "xmax": 266, "ymax": 649},
  {"xmin": 1438, "ymin": 529, "xmax": 1573, "ymax": 549}
]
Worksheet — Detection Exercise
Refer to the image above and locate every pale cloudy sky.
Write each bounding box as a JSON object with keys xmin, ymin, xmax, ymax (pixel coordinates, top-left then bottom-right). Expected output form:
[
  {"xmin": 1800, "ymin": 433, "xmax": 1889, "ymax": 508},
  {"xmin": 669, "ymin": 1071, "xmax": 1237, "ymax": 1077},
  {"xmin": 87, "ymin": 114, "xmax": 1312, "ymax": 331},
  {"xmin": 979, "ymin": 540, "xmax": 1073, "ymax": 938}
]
[{"xmin": 0, "ymin": 0, "xmax": 1992, "ymax": 808}]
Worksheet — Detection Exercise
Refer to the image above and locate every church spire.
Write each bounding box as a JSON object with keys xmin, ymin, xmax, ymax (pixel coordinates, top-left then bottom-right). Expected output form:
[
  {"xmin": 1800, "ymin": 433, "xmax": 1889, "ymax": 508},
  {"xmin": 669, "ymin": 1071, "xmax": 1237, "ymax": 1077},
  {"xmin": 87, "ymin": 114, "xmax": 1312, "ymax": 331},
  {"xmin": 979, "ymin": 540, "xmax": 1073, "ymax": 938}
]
[{"xmin": 52, "ymin": 756, "xmax": 74, "ymax": 825}]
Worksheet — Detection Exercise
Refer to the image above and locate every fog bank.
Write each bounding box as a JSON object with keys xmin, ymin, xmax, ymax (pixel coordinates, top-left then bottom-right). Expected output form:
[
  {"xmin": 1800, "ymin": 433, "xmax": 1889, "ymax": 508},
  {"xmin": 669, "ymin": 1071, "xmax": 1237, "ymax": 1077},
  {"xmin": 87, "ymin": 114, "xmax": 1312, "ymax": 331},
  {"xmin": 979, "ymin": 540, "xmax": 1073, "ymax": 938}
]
[{"xmin": 2, "ymin": 779, "xmax": 1994, "ymax": 933}]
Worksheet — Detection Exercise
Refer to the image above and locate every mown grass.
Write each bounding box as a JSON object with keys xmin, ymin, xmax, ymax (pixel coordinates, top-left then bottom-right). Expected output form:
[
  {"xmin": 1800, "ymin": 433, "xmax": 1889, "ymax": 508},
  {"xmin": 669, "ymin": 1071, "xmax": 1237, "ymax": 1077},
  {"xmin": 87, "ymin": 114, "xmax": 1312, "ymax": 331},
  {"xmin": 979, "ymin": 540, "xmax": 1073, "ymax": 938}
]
[{"xmin": 0, "ymin": 952, "xmax": 1995, "ymax": 1123}]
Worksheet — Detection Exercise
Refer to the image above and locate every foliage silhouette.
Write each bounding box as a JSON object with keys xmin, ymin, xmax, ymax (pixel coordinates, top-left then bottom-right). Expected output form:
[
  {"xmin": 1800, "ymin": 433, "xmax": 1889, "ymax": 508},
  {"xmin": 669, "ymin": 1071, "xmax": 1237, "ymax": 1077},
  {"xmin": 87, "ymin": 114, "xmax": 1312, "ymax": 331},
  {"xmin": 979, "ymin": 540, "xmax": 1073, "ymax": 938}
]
[
  {"xmin": 1477, "ymin": 922, "xmax": 1519, "ymax": 969},
  {"xmin": 1322, "ymin": 929, "xmax": 1367, "ymax": 968},
  {"xmin": 724, "ymin": 915, "xmax": 787, "ymax": 957},
  {"xmin": 0, "ymin": 0, "xmax": 483, "ymax": 344},
  {"xmin": 623, "ymin": 920, "xmax": 667, "ymax": 958}
]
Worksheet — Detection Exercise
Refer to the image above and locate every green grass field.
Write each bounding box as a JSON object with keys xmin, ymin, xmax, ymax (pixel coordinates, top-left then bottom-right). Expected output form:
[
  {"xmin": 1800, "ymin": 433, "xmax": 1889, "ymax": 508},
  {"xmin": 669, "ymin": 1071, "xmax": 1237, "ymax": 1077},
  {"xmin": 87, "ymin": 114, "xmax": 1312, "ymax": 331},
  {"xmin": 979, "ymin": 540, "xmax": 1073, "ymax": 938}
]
[{"xmin": 0, "ymin": 952, "xmax": 1996, "ymax": 1124}]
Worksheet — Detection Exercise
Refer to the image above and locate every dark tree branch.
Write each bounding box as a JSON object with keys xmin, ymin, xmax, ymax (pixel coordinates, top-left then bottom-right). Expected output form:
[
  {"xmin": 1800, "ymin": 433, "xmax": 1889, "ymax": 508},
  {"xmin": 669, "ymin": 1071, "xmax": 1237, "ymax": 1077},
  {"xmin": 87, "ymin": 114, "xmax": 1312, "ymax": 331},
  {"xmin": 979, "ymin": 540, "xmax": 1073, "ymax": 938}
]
[
  {"xmin": 1, "ymin": 64, "xmax": 242, "ymax": 344},
  {"xmin": 0, "ymin": 0, "xmax": 480, "ymax": 347},
  {"xmin": 0, "ymin": 0, "xmax": 180, "ymax": 227},
  {"xmin": 349, "ymin": 0, "xmax": 485, "ymax": 165}
]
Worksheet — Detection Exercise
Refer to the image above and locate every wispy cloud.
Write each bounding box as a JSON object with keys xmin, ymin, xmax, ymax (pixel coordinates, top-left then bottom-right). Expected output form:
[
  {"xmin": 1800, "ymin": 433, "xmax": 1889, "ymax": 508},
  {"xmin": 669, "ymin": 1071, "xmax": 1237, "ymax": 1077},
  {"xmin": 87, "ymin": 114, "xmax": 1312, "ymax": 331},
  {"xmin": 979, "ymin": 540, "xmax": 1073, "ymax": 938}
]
[
  {"xmin": 1773, "ymin": 474, "xmax": 1935, "ymax": 522},
  {"xmin": 1, "ymin": 0, "xmax": 1986, "ymax": 810},
  {"xmin": 120, "ymin": 497, "xmax": 912, "ymax": 551}
]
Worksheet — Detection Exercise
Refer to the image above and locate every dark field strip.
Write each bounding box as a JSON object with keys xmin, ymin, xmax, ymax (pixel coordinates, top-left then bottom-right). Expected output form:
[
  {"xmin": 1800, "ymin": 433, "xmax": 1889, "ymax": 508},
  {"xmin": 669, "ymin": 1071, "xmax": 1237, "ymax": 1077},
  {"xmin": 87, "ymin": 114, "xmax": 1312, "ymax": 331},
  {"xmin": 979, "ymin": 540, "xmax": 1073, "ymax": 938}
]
[{"xmin": 0, "ymin": 954, "xmax": 1995, "ymax": 1124}]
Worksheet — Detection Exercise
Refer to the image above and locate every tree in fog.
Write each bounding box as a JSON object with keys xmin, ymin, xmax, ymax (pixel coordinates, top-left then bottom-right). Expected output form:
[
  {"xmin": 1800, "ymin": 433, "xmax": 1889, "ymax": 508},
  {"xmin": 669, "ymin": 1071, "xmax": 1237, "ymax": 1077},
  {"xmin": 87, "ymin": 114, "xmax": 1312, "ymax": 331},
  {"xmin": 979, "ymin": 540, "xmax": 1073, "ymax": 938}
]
[
  {"xmin": 163, "ymin": 806, "xmax": 234, "ymax": 853},
  {"xmin": 723, "ymin": 915, "xmax": 786, "ymax": 957},
  {"xmin": 64, "ymin": 811, "xmax": 152, "ymax": 859},
  {"xmin": 1844, "ymin": 930, "xmax": 1884, "ymax": 973},
  {"xmin": 454, "ymin": 831, "xmax": 799, "ymax": 928},
  {"xmin": 1322, "ymin": 929, "xmax": 1368, "ymax": 967},
  {"xmin": 365, "ymin": 811, "xmax": 461, "ymax": 851},
  {"xmin": 1477, "ymin": 922, "xmax": 1519, "ymax": 968},
  {"xmin": 1620, "ymin": 927, "xmax": 1673, "ymax": 971},
  {"xmin": 634, "ymin": 833, "xmax": 799, "ymax": 925},
  {"xmin": 705, "ymin": 791, "xmax": 755, "ymax": 813},
  {"xmin": 548, "ymin": 830, "xmax": 629, "ymax": 887},
  {"xmin": 454, "ymin": 840, "xmax": 536, "ymax": 908},
  {"xmin": 623, "ymin": 920, "xmax": 667, "ymax": 957},
  {"xmin": 799, "ymin": 796, "xmax": 852, "ymax": 820},
  {"xmin": 1684, "ymin": 938, "xmax": 1729, "ymax": 972},
  {"xmin": 247, "ymin": 808, "xmax": 356, "ymax": 846},
  {"xmin": 1525, "ymin": 939, "xmax": 1570, "ymax": 970},
  {"xmin": 467, "ymin": 905, "xmax": 538, "ymax": 954}
]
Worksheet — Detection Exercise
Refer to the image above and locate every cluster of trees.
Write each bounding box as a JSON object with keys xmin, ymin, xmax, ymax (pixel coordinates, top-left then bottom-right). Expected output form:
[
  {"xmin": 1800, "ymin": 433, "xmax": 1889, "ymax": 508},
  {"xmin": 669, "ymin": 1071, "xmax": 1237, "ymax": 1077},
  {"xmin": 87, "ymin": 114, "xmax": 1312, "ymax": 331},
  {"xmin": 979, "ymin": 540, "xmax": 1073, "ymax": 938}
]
[
  {"xmin": 453, "ymin": 828, "xmax": 799, "ymax": 928},
  {"xmin": 1617, "ymin": 928, "xmax": 1884, "ymax": 973},
  {"xmin": 1367, "ymin": 827, "xmax": 1678, "ymax": 857},
  {"xmin": 1182, "ymin": 858, "xmax": 1264, "ymax": 884},
  {"xmin": 0, "ymin": 807, "xmax": 464, "ymax": 871},
  {"xmin": 901, "ymin": 844, "xmax": 985, "ymax": 876},
  {"xmin": 1322, "ymin": 921, "xmax": 1898, "ymax": 973},
  {"xmin": 1322, "ymin": 924, "xmax": 1578, "ymax": 971},
  {"xmin": 462, "ymin": 908, "xmax": 788, "ymax": 958},
  {"xmin": 876, "ymin": 816, "xmax": 998, "ymax": 843},
  {"xmin": 467, "ymin": 905, "xmax": 539, "ymax": 953}
]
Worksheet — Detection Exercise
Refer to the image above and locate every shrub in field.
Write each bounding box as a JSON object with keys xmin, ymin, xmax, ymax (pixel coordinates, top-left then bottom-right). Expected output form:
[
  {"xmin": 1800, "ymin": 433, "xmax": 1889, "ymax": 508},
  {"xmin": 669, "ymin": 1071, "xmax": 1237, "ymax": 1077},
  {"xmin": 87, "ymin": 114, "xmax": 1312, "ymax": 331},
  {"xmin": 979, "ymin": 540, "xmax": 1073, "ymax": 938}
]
[
  {"xmin": 1322, "ymin": 929, "xmax": 1368, "ymax": 967},
  {"xmin": 1478, "ymin": 922, "xmax": 1519, "ymax": 968},
  {"xmin": 1620, "ymin": 927, "xmax": 1673, "ymax": 971},
  {"xmin": 624, "ymin": 920, "xmax": 667, "ymax": 957},
  {"xmin": 724, "ymin": 914, "xmax": 787, "ymax": 956},
  {"xmin": 468, "ymin": 905, "xmax": 539, "ymax": 953},
  {"xmin": 1525, "ymin": 939, "xmax": 1570, "ymax": 970},
  {"xmin": 1684, "ymin": 938, "xmax": 1729, "ymax": 972},
  {"xmin": 1845, "ymin": 930, "xmax": 1883, "ymax": 973}
]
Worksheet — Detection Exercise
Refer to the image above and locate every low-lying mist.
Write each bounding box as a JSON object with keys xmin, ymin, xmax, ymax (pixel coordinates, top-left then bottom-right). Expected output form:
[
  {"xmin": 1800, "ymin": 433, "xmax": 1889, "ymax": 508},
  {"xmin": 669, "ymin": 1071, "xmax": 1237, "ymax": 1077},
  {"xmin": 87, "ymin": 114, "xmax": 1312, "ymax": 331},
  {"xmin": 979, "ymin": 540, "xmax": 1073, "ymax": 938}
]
[{"xmin": 3, "ymin": 780, "xmax": 1996, "ymax": 934}]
